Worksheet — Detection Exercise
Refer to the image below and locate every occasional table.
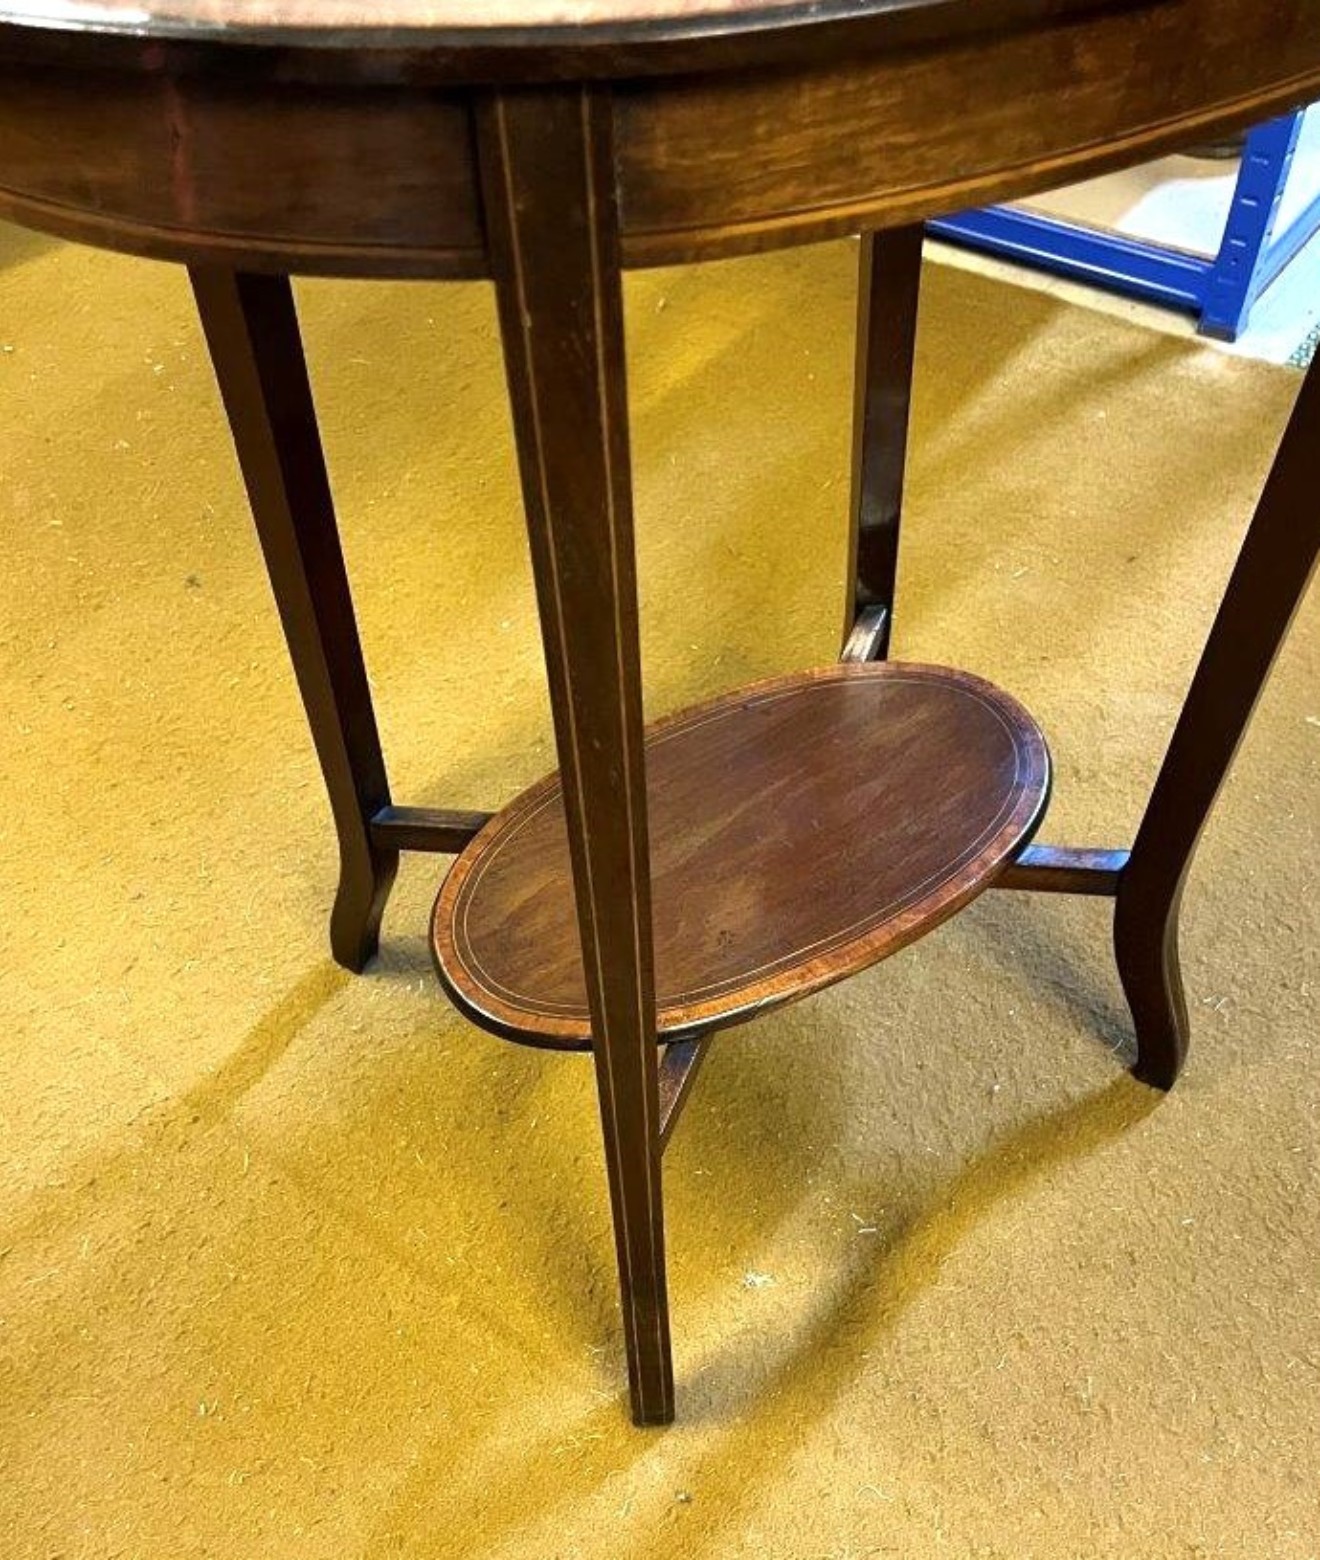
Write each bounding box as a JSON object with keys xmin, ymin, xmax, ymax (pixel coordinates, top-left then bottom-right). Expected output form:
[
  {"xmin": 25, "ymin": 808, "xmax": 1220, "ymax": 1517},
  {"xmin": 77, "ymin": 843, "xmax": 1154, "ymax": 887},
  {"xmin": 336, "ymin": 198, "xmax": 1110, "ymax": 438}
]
[{"xmin": 1, "ymin": 0, "xmax": 1316, "ymax": 1427}]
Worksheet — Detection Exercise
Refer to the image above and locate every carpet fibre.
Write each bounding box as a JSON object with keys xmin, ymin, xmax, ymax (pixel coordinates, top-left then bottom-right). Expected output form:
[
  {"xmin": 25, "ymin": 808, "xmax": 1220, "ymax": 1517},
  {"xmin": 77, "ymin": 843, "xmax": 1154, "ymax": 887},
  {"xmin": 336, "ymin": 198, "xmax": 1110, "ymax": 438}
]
[{"xmin": 1, "ymin": 226, "xmax": 1317, "ymax": 1560}]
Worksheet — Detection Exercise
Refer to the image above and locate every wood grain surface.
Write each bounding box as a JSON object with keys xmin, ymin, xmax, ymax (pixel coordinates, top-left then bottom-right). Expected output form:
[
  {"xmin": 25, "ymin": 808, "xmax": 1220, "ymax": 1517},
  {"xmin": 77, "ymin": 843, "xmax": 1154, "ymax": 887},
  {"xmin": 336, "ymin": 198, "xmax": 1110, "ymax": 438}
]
[
  {"xmin": 616, "ymin": 0, "xmax": 1320, "ymax": 264},
  {"xmin": 432, "ymin": 663, "xmax": 1051, "ymax": 1048},
  {"xmin": 2, "ymin": 1, "xmax": 1318, "ymax": 275}
]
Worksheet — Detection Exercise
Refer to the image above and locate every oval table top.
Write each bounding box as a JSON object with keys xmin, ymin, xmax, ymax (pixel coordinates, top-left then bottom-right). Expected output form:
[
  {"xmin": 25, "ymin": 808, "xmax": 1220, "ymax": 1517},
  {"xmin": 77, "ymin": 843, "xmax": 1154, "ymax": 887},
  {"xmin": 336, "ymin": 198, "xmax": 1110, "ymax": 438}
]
[{"xmin": 0, "ymin": 0, "xmax": 1125, "ymax": 56}]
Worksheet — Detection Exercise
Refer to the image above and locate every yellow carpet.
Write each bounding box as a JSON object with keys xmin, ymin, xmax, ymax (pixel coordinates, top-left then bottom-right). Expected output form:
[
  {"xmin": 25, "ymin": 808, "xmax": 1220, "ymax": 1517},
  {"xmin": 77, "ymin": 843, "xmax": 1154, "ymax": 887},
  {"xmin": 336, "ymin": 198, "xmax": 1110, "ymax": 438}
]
[{"xmin": 1, "ymin": 225, "xmax": 1317, "ymax": 1560}]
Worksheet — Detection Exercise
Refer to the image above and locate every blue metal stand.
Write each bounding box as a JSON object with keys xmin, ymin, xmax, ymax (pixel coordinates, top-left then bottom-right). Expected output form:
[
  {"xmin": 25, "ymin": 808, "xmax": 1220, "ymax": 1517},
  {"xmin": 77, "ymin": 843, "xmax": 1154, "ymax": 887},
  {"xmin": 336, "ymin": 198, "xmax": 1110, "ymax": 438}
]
[{"xmin": 930, "ymin": 110, "xmax": 1320, "ymax": 340}]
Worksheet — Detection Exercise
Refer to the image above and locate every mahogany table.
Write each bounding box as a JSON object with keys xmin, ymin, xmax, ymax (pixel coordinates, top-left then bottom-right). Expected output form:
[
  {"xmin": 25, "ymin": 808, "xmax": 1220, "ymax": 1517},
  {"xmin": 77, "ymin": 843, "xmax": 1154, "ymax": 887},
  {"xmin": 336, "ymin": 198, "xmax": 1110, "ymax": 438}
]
[{"xmin": 2, "ymin": 0, "xmax": 1317, "ymax": 1427}]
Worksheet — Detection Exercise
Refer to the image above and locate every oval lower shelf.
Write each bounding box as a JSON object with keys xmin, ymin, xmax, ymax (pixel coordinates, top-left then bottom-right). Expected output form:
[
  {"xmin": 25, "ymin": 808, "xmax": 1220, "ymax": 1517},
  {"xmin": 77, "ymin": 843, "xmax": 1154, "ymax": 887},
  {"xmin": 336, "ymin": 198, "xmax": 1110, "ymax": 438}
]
[{"xmin": 431, "ymin": 662, "xmax": 1051, "ymax": 1049}]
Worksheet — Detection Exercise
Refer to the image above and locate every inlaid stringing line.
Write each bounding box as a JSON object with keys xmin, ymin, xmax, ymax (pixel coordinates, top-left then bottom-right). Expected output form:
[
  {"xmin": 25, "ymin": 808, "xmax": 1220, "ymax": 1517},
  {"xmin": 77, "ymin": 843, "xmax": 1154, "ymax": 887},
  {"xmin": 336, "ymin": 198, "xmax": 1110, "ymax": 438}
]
[
  {"xmin": 492, "ymin": 90, "xmax": 650, "ymax": 1413},
  {"xmin": 581, "ymin": 83, "xmax": 666, "ymax": 1401},
  {"xmin": 446, "ymin": 676, "xmax": 1045, "ymax": 1018}
]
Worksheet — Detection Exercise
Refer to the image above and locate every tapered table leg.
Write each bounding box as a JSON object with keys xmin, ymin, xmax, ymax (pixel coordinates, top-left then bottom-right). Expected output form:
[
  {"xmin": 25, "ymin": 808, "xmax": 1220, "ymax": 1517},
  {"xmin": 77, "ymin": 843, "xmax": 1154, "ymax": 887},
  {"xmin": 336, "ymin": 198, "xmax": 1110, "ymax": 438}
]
[
  {"xmin": 191, "ymin": 268, "xmax": 397, "ymax": 971},
  {"xmin": 1117, "ymin": 347, "xmax": 1320, "ymax": 1088},
  {"xmin": 477, "ymin": 86, "xmax": 674, "ymax": 1426},
  {"xmin": 843, "ymin": 226, "xmax": 924, "ymax": 661}
]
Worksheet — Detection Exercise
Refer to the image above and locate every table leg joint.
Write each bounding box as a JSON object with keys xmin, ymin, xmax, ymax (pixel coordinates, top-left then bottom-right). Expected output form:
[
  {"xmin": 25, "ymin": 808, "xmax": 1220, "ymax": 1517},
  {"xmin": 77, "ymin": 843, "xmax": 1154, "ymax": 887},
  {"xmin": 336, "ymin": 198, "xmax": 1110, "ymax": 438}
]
[
  {"xmin": 997, "ymin": 844, "xmax": 1129, "ymax": 896},
  {"xmin": 658, "ymin": 1035, "xmax": 714, "ymax": 1152},
  {"xmin": 369, "ymin": 804, "xmax": 492, "ymax": 854},
  {"xmin": 841, "ymin": 604, "xmax": 890, "ymax": 663}
]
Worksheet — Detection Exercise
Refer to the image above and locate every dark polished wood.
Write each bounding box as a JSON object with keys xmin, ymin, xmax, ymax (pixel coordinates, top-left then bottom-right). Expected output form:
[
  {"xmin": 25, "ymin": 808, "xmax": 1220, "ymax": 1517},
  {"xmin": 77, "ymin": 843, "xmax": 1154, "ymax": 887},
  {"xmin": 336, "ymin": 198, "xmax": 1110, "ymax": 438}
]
[
  {"xmin": 1115, "ymin": 347, "xmax": 1320, "ymax": 1090},
  {"xmin": 4, "ymin": 0, "xmax": 1317, "ymax": 1426},
  {"xmin": 999, "ymin": 844, "xmax": 1129, "ymax": 897},
  {"xmin": 433, "ymin": 664, "xmax": 1051, "ymax": 1046},
  {"xmin": 3, "ymin": 5, "xmax": 1320, "ymax": 274},
  {"xmin": 845, "ymin": 227, "xmax": 924, "ymax": 659},
  {"xmin": 474, "ymin": 85, "xmax": 672, "ymax": 1427},
  {"xmin": 840, "ymin": 604, "xmax": 890, "ymax": 665},
  {"xmin": 190, "ymin": 267, "xmax": 398, "ymax": 971},
  {"xmin": 369, "ymin": 805, "xmax": 492, "ymax": 855},
  {"xmin": 657, "ymin": 1036, "xmax": 713, "ymax": 1151},
  {"xmin": 615, "ymin": 4, "xmax": 1320, "ymax": 265},
  {"xmin": 0, "ymin": 60, "xmax": 486, "ymax": 279}
]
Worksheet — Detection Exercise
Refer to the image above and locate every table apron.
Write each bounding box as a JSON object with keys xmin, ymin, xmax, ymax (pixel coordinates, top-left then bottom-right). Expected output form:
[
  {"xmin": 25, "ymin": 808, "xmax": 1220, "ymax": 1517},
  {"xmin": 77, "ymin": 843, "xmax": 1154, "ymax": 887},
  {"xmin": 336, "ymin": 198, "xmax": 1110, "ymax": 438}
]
[{"xmin": 2, "ymin": 1, "xmax": 1320, "ymax": 275}]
